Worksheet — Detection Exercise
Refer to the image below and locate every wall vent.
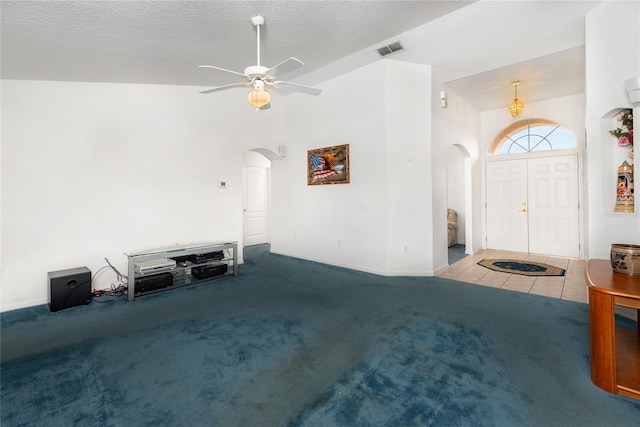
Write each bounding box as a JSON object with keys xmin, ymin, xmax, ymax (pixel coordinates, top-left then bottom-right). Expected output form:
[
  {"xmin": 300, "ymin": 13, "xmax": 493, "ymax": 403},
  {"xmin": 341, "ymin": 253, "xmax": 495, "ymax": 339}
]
[{"xmin": 376, "ymin": 41, "xmax": 405, "ymax": 57}]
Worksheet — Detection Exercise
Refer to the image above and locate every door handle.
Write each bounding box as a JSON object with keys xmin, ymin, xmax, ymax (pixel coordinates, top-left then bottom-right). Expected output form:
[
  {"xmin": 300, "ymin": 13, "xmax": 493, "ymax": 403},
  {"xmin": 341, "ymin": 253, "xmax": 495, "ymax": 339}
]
[{"xmin": 518, "ymin": 201, "xmax": 527, "ymax": 212}]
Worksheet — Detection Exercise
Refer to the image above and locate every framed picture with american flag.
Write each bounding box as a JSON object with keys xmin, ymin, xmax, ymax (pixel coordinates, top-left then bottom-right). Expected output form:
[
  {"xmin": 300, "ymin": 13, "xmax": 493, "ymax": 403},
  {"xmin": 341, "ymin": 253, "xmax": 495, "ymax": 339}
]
[{"xmin": 307, "ymin": 144, "xmax": 350, "ymax": 185}]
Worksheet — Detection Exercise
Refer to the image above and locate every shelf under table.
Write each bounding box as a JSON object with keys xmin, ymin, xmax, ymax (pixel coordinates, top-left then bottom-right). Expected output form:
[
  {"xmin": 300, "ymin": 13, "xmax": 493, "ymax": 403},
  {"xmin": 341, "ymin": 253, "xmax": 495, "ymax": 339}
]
[{"xmin": 585, "ymin": 259, "xmax": 640, "ymax": 400}]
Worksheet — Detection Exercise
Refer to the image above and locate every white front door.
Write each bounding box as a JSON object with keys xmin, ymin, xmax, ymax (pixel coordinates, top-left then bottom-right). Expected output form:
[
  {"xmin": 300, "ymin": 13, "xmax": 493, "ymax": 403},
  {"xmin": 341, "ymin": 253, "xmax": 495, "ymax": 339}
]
[
  {"xmin": 242, "ymin": 165, "xmax": 269, "ymax": 246},
  {"xmin": 486, "ymin": 155, "xmax": 580, "ymax": 257},
  {"xmin": 527, "ymin": 155, "xmax": 580, "ymax": 257},
  {"xmin": 486, "ymin": 159, "xmax": 529, "ymax": 252}
]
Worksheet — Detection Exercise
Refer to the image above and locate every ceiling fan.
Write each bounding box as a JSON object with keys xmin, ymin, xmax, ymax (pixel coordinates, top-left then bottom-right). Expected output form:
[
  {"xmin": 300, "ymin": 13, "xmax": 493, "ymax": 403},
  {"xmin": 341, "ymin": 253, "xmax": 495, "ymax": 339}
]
[{"xmin": 198, "ymin": 15, "xmax": 321, "ymax": 110}]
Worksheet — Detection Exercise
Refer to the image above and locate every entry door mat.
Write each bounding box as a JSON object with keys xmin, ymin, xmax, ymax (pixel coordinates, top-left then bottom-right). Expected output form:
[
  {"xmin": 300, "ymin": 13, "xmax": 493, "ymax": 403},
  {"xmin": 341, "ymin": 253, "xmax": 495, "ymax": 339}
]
[{"xmin": 478, "ymin": 259, "xmax": 566, "ymax": 276}]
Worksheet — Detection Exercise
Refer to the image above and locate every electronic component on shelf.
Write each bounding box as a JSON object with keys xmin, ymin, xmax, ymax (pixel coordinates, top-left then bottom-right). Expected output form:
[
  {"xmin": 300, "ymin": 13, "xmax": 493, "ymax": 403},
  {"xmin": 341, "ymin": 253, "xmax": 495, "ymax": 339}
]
[
  {"xmin": 134, "ymin": 258, "xmax": 176, "ymax": 274},
  {"xmin": 169, "ymin": 255, "xmax": 189, "ymax": 265},
  {"xmin": 187, "ymin": 251, "xmax": 225, "ymax": 264},
  {"xmin": 191, "ymin": 263, "xmax": 228, "ymax": 279},
  {"xmin": 135, "ymin": 272, "xmax": 173, "ymax": 293}
]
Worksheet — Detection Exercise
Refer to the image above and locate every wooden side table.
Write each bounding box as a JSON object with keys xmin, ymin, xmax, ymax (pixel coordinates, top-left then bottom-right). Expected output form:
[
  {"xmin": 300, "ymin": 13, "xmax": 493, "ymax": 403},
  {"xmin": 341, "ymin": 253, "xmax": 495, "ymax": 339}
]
[{"xmin": 585, "ymin": 259, "xmax": 640, "ymax": 400}]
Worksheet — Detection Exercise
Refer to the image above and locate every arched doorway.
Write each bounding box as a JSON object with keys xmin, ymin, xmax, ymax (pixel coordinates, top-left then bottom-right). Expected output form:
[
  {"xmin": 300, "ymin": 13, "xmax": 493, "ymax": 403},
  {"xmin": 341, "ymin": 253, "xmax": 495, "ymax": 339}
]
[
  {"xmin": 446, "ymin": 143, "xmax": 472, "ymax": 264},
  {"xmin": 242, "ymin": 150, "xmax": 271, "ymax": 247}
]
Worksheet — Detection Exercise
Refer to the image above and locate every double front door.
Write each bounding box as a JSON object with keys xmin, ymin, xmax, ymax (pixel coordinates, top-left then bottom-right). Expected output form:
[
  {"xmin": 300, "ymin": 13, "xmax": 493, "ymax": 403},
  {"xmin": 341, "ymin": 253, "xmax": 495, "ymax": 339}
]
[{"xmin": 486, "ymin": 155, "xmax": 580, "ymax": 257}]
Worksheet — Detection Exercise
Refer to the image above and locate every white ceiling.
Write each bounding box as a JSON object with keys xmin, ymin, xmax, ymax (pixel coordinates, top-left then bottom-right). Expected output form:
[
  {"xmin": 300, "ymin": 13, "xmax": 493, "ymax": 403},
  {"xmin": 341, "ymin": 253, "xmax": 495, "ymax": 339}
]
[{"xmin": 1, "ymin": 1, "xmax": 601, "ymax": 112}]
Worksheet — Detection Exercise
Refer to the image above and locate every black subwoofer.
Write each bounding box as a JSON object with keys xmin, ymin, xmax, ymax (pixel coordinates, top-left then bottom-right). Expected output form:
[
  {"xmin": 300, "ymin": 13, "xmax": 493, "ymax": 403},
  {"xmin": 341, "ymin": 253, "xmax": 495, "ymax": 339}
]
[{"xmin": 48, "ymin": 266, "xmax": 92, "ymax": 312}]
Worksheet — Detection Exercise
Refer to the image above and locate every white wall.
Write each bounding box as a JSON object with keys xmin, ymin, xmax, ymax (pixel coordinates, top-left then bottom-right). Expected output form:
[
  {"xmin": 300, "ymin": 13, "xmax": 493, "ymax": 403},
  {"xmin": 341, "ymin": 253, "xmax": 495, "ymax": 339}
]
[
  {"xmin": 271, "ymin": 60, "xmax": 437, "ymax": 275},
  {"xmin": 270, "ymin": 61, "xmax": 387, "ymax": 272},
  {"xmin": 270, "ymin": 59, "xmax": 482, "ymax": 275},
  {"xmin": 585, "ymin": 1, "xmax": 640, "ymax": 259},
  {"xmin": 433, "ymin": 76, "xmax": 481, "ymax": 261},
  {"xmin": 384, "ymin": 61, "xmax": 433, "ymax": 274},
  {"xmin": 0, "ymin": 79, "xmax": 281, "ymax": 311}
]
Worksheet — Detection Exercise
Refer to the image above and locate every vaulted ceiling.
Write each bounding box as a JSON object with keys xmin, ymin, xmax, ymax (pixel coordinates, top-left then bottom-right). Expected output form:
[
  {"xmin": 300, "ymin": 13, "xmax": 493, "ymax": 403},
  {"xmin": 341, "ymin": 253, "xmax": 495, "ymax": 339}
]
[{"xmin": 1, "ymin": 1, "xmax": 600, "ymax": 112}]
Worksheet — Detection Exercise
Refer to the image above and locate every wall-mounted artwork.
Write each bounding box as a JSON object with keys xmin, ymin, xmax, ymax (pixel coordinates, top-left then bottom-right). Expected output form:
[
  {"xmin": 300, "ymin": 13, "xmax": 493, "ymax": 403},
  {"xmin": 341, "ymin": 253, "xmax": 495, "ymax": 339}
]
[{"xmin": 307, "ymin": 144, "xmax": 350, "ymax": 185}]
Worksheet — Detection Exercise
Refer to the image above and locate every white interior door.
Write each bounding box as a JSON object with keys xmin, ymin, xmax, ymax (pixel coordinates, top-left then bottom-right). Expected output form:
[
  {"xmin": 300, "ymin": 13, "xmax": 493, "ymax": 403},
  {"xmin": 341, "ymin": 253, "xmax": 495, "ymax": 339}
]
[
  {"xmin": 243, "ymin": 165, "xmax": 269, "ymax": 246},
  {"xmin": 486, "ymin": 159, "xmax": 529, "ymax": 252},
  {"xmin": 486, "ymin": 155, "xmax": 580, "ymax": 257},
  {"xmin": 527, "ymin": 155, "xmax": 579, "ymax": 257}
]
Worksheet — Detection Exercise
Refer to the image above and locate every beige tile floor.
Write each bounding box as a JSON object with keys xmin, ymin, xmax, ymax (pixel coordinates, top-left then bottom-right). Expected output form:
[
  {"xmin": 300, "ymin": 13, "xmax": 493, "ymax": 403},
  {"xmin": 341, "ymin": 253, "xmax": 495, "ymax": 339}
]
[{"xmin": 437, "ymin": 249, "xmax": 588, "ymax": 304}]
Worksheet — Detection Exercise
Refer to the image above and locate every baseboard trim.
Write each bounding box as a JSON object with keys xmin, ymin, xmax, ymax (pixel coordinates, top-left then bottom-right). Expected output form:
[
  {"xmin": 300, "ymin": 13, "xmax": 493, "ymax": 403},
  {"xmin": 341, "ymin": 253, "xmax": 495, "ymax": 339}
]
[{"xmin": 269, "ymin": 249, "xmax": 434, "ymax": 277}]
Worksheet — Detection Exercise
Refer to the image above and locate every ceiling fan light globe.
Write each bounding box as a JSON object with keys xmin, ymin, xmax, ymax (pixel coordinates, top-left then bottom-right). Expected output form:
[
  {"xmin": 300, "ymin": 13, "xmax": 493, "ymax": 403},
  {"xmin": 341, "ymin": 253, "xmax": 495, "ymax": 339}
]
[{"xmin": 248, "ymin": 88, "xmax": 270, "ymax": 108}]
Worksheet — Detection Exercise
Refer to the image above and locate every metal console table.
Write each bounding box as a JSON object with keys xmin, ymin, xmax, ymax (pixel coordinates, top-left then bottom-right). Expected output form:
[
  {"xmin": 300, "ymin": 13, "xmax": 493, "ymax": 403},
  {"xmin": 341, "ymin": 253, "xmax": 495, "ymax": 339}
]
[{"xmin": 125, "ymin": 241, "xmax": 238, "ymax": 302}]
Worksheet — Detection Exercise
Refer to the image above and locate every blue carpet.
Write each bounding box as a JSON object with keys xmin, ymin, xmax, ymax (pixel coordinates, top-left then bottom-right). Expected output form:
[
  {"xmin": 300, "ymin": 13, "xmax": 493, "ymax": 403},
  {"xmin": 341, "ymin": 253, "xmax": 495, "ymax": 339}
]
[
  {"xmin": 448, "ymin": 243, "xmax": 467, "ymax": 264},
  {"xmin": 2, "ymin": 245, "xmax": 639, "ymax": 426}
]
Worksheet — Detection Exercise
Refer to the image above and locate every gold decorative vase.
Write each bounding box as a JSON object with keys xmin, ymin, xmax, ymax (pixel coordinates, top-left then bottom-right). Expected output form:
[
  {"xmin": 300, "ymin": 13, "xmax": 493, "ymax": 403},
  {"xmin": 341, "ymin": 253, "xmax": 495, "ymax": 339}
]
[
  {"xmin": 610, "ymin": 243, "xmax": 640, "ymax": 275},
  {"xmin": 614, "ymin": 161, "xmax": 634, "ymax": 213}
]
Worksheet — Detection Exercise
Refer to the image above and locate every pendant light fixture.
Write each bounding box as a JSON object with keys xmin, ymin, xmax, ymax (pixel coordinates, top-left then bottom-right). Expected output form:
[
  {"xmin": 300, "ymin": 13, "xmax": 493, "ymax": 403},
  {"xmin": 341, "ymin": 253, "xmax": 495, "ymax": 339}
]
[{"xmin": 509, "ymin": 80, "xmax": 524, "ymax": 117}]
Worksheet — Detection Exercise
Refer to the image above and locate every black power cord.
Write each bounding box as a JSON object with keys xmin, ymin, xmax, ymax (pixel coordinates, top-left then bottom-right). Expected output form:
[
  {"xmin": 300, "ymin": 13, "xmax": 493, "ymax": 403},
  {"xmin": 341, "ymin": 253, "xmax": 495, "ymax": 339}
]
[{"xmin": 91, "ymin": 258, "xmax": 128, "ymax": 302}]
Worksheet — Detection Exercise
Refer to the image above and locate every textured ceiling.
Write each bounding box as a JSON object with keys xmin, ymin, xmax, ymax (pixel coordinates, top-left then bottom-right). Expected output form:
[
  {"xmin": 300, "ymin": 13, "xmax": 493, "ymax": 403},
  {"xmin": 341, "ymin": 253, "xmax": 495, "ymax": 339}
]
[{"xmin": 1, "ymin": 0, "xmax": 602, "ymax": 111}]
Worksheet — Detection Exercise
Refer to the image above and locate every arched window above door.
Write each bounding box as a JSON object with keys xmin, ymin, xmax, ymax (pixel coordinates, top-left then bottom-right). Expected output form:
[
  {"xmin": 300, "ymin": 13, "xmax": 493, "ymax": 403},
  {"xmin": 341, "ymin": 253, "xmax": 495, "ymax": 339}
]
[{"xmin": 489, "ymin": 118, "xmax": 576, "ymax": 155}]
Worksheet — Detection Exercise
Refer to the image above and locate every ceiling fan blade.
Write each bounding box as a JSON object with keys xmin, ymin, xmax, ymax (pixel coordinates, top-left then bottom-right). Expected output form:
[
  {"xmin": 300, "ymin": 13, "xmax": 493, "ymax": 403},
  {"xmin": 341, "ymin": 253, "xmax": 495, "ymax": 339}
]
[
  {"xmin": 266, "ymin": 57, "xmax": 304, "ymax": 78},
  {"xmin": 273, "ymin": 81, "xmax": 322, "ymax": 96},
  {"xmin": 199, "ymin": 65, "xmax": 247, "ymax": 78},
  {"xmin": 259, "ymin": 103, "xmax": 271, "ymax": 111},
  {"xmin": 199, "ymin": 82, "xmax": 250, "ymax": 94}
]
